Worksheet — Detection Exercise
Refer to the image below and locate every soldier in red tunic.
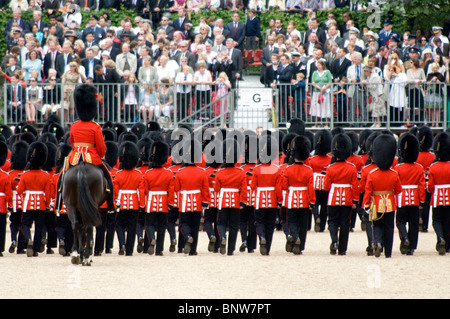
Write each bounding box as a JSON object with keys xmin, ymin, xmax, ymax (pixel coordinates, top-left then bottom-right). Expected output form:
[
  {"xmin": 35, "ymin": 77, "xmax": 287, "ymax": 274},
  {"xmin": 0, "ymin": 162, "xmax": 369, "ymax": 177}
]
[
  {"xmin": 309, "ymin": 129, "xmax": 332, "ymax": 232},
  {"xmin": 17, "ymin": 142, "xmax": 52, "ymax": 257},
  {"xmin": 141, "ymin": 141, "xmax": 175, "ymax": 255},
  {"xmin": 281, "ymin": 135, "xmax": 315, "ymax": 255},
  {"xmin": 7, "ymin": 141, "xmax": 29, "ymax": 254},
  {"xmin": 0, "ymin": 142, "xmax": 13, "ymax": 256},
  {"xmin": 174, "ymin": 137, "xmax": 210, "ymax": 255},
  {"xmin": 215, "ymin": 138, "xmax": 247, "ymax": 256},
  {"xmin": 114, "ymin": 141, "xmax": 144, "ymax": 256},
  {"xmin": 251, "ymin": 134, "xmax": 283, "ymax": 255},
  {"xmin": 363, "ymin": 134, "xmax": 402, "ymax": 258},
  {"xmin": 346, "ymin": 131, "xmax": 364, "ymax": 232},
  {"xmin": 323, "ymin": 133, "xmax": 359, "ymax": 255},
  {"xmin": 427, "ymin": 132, "xmax": 450, "ymax": 255}
]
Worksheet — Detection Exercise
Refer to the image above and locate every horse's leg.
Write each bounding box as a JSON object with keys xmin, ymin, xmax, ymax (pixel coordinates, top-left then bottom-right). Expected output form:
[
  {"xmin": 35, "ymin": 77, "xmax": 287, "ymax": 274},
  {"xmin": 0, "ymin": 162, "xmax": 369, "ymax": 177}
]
[
  {"xmin": 82, "ymin": 226, "xmax": 93, "ymax": 266},
  {"xmin": 68, "ymin": 209, "xmax": 81, "ymax": 265}
]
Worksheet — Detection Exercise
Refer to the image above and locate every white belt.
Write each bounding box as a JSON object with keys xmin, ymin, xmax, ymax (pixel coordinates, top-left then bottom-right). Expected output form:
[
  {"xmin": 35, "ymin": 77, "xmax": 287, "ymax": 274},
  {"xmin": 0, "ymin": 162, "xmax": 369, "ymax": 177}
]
[
  {"xmin": 146, "ymin": 191, "xmax": 168, "ymax": 212},
  {"xmin": 402, "ymin": 185, "xmax": 418, "ymax": 189},
  {"xmin": 255, "ymin": 187, "xmax": 275, "ymax": 209},
  {"xmin": 180, "ymin": 190, "xmax": 201, "ymax": 212},
  {"xmin": 433, "ymin": 184, "xmax": 450, "ymax": 208},
  {"xmin": 23, "ymin": 191, "xmax": 45, "ymax": 213},
  {"xmin": 287, "ymin": 186, "xmax": 307, "ymax": 209},
  {"xmin": 328, "ymin": 183, "xmax": 351, "ymax": 206},
  {"xmin": 12, "ymin": 190, "xmax": 18, "ymax": 212},
  {"xmin": 0, "ymin": 192, "xmax": 5, "ymax": 196},
  {"xmin": 218, "ymin": 188, "xmax": 239, "ymax": 210}
]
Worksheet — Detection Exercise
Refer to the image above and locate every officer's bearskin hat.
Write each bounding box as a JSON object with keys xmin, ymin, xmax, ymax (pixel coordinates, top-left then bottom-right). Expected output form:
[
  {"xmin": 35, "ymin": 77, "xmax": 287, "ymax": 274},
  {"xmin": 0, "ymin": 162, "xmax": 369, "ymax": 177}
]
[
  {"xmin": 332, "ymin": 133, "xmax": 352, "ymax": 161},
  {"xmin": 314, "ymin": 129, "xmax": 332, "ymax": 156},
  {"xmin": 150, "ymin": 141, "xmax": 170, "ymax": 167},
  {"xmin": 38, "ymin": 132, "xmax": 58, "ymax": 145},
  {"xmin": 74, "ymin": 84, "xmax": 98, "ymax": 122},
  {"xmin": 118, "ymin": 131, "xmax": 138, "ymax": 145},
  {"xmin": 45, "ymin": 121, "xmax": 65, "ymax": 143},
  {"xmin": 131, "ymin": 122, "xmax": 147, "ymax": 140},
  {"xmin": 26, "ymin": 142, "xmax": 48, "ymax": 170},
  {"xmin": 10, "ymin": 141, "xmax": 29, "ymax": 170},
  {"xmin": 372, "ymin": 134, "xmax": 397, "ymax": 170},
  {"xmin": 358, "ymin": 129, "xmax": 373, "ymax": 155},
  {"xmin": 113, "ymin": 122, "xmax": 128, "ymax": 139},
  {"xmin": 223, "ymin": 138, "xmax": 241, "ymax": 166},
  {"xmin": 416, "ymin": 126, "xmax": 433, "ymax": 152},
  {"xmin": 147, "ymin": 121, "xmax": 161, "ymax": 132},
  {"xmin": 258, "ymin": 134, "xmax": 278, "ymax": 164},
  {"xmin": 288, "ymin": 118, "xmax": 305, "ymax": 136},
  {"xmin": 0, "ymin": 141, "xmax": 7, "ymax": 167},
  {"xmin": 433, "ymin": 132, "xmax": 450, "ymax": 162},
  {"xmin": 398, "ymin": 133, "xmax": 419, "ymax": 164},
  {"xmin": 103, "ymin": 128, "xmax": 117, "ymax": 142},
  {"xmin": 55, "ymin": 143, "xmax": 72, "ymax": 173},
  {"xmin": 137, "ymin": 137, "xmax": 153, "ymax": 164},
  {"xmin": 104, "ymin": 141, "xmax": 118, "ymax": 169},
  {"xmin": 43, "ymin": 142, "xmax": 57, "ymax": 171},
  {"xmin": 20, "ymin": 124, "xmax": 38, "ymax": 137},
  {"xmin": 291, "ymin": 135, "xmax": 311, "ymax": 162},
  {"xmin": 0, "ymin": 124, "xmax": 13, "ymax": 141},
  {"xmin": 118, "ymin": 141, "xmax": 139, "ymax": 170}
]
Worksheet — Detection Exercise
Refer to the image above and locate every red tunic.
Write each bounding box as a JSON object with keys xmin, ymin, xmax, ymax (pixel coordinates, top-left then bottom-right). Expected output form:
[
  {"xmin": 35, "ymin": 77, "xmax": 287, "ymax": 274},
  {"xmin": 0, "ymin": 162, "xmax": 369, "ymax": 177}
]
[
  {"xmin": 394, "ymin": 162, "xmax": 426, "ymax": 207},
  {"xmin": 250, "ymin": 163, "xmax": 282, "ymax": 209},
  {"xmin": 168, "ymin": 164, "xmax": 182, "ymax": 208},
  {"xmin": 363, "ymin": 168, "xmax": 402, "ymax": 213},
  {"xmin": 214, "ymin": 166, "xmax": 247, "ymax": 210},
  {"xmin": 174, "ymin": 165, "xmax": 210, "ymax": 213},
  {"xmin": 323, "ymin": 161, "xmax": 359, "ymax": 206},
  {"xmin": 141, "ymin": 167, "xmax": 175, "ymax": 213},
  {"xmin": 427, "ymin": 161, "xmax": 450, "ymax": 207},
  {"xmin": 347, "ymin": 154, "xmax": 364, "ymax": 173},
  {"xmin": 281, "ymin": 162, "xmax": 315, "ymax": 209},
  {"xmin": 0, "ymin": 170, "xmax": 13, "ymax": 213},
  {"xmin": 113, "ymin": 169, "xmax": 144, "ymax": 211},
  {"xmin": 309, "ymin": 154, "xmax": 332, "ymax": 191},
  {"xmin": 9, "ymin": 169, "xmax": 23, "ymax": 212},
  {"xmin": 205, "ymin": 166, "xmax": 220, "ymax": 208},
  {"xmin": 416, "ymin": 151, "xmax": 435, "ymax": 174},
  {"xmin": 240, "ymin": 163, "xmax": 256, "ymax": 207},
  {"xmin": 359, "ymin": 163, "xmax": 377, "ymax": 194},
  {"xmin": 49, "ymin": 171, "xmax": 67, "ymax": 214},
  {"xmin": 16, "ymin": 169, "xmax": 51, "ymax": 212},
  {"xmin": 68, "ymin": 120, "xmax": 106, "ymax": 166}
]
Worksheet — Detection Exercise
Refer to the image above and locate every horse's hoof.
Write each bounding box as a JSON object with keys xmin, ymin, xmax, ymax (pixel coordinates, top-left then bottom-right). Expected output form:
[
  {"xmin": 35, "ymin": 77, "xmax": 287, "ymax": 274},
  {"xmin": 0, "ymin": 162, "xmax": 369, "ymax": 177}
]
[
  {"xmin": 82, "ymin": 256, "xmax": 92, "ymax": 266},
  {"xmin": 71, "ymin": 252, "xmax": 80, "ymax": 265}
]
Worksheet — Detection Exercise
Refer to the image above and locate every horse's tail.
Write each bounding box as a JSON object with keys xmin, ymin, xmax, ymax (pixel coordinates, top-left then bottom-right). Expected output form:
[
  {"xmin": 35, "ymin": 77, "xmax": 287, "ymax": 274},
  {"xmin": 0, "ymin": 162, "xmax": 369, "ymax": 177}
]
[{"xmin": 77, "ymin": 162, "xmax": 102, "ymax": 227}]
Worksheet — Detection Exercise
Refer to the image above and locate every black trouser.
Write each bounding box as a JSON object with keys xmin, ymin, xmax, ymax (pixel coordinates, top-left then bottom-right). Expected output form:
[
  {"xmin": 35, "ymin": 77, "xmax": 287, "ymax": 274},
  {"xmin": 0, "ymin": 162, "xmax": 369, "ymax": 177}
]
[
  {"xmin": 239, "ymin": 205, "xmax": 257, "ymax": 251},
  {"xmin": 255, "ymin": 208, "xmax": 276, "ymax": 254},
  {"xmin": 287, "ymin": 208, "xmax": 310, "ymax": 252},
  {"xmin": 42, "ymin": 210, "xmax": 57, "ymax": 249},
  {"xmin": 313, "ymin": 190, "xmax": 328, "ymax": 231},
  {"xmin": 179, "ymin": 211, "xmax": 201, "ymax": 254},
  {"xmin": 21, "ymin": 210, "xmax": 46, "ymax": 253},
  {"xmin": 116, "ymin": 210, "xmax": 138, "ymax": 256},
  {"xmin": 396, "ymin": 206, "xmax": 420, "ymax": 250},
  {"xmin": 145, "ymin": 212, "xmax": 168, "ymax": 254},
  {"xmin": 167, "ymin": 206, "xmax": 179, "ymax": 243},
  {"xmin": 327, "ymin": 205, "xmax": 352, "ymax": 254},
  {"xmin": 217, "ymin": 208, "xmax": 240, "ymax": 254},
  {"xmin": 9, "ymin": 210, "xmax": 27, "ymax": 252},
  {"xmin": 0, "ymin": 213, "xmax": 6, "ymax": 253},
  {"xmin": 56, "ymin": 213, "xmax": 73, "ymax": 252},
  {"xmin": 95, "ymin": 208, "xmax": 116, "ymax": 253},
  {"xmin": 279, "ymin": 206, "xmax": 289, "ymax": 236},
  {"xmin": 204, "ymin": 207, "xmax": 220, "ymax": 251},
  {"xmin": 432, "ymin": 206, "xmax": 450, "ymax": 249},
  {"xmin": 372, "ymin": 211, "xmax": 395, "ymax": 257},
  {"xmin": 420, "ymin": 191, "xmax": 432, "ymax": 231}
]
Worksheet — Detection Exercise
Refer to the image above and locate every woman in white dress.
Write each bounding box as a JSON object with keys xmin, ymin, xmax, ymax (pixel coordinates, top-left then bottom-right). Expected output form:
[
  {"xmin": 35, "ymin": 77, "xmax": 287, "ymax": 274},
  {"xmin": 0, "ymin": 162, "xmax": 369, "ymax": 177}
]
[
  {"xmin": 384, "ymin": 51, "xmax": 407, "ymax": 127},
  {"xmin": 363, "ymin": 65, "xmax": 385, "ymax": 128}
]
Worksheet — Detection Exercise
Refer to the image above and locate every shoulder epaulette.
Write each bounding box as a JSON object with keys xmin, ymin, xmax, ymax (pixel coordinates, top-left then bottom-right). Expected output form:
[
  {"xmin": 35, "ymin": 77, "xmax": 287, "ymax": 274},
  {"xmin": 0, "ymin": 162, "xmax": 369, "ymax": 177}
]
[{"xmin": 369, "ymin": 167, "xmax": 379, "ymax": 174}]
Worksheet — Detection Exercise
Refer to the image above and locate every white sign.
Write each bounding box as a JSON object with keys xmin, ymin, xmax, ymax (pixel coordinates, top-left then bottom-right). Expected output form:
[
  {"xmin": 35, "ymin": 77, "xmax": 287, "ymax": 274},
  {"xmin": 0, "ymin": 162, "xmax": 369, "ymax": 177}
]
[{"xmin": 238, "ymin": 88, "xmax": 273, "ymax": 109}]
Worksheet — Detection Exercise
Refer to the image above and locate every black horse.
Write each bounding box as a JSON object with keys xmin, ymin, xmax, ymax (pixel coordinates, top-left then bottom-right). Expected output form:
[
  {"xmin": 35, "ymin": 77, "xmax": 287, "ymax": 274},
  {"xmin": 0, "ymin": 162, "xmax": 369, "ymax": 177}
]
[{"xmin": 62, "ymin": 162, "xmax": 108, "ymax": 266}]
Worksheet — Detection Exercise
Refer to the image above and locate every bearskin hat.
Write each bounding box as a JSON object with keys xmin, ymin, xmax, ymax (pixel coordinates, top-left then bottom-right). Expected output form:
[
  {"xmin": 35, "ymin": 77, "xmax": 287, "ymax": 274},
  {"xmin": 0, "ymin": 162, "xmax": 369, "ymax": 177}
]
[
  {"xmin": 398, "ymin": 133, "xmax": 419, "ymax": 164},
  {"xmin": 147, "ymin": 130, "xmax": 165, "ymax": 143},
  {"xmin": 181, "ymin": 136, "xmax": 202, "ymax": 164},
  {"xmin": 104, "ymin": 141, "xmax": 119, "ymax": 169},
  {"xmin": 74, "ymin": 84, "xmax": 98, "ymax": 121},
  {"xmin": 118, "ymin": 141, "xmax": 139, "ymax": 170},
  {"xmin": 55, "ymin": 143, "xmax": 72, "ymax": 173},
  {"xmin": 20, "ymin": 132, "xmax": 36, "ymax": 145},
  {"xmin": 372, "ymin": 134, "xmax": 397, "ymax": 170},
  {"xmin": 433, "ymin": 132, "xmax": 450, "ymax": 162},
  {"xmin": 26, "ymin": 142, "xmax": 48, "ymax": 170},
  {"xmin": 10, "ymin": 141, "xmax": 29, "ymax": 170},
  {"xmin": 131, "ymin": 122, "xmax": 146, "ymax": 140},
  {"xmin": 149, "ymin": 141, "xmax": 170, "ymax": 167},
  {"xmin": 137, "ymin": 137, "xmax": 153, "ymax": 164},
  {"xmin": 103, "ymin": 128, "xmax": 117, "ymax": 142},
  {"xmin": 258, "ymin": 134, "xmax": 278, "ymax": 164},
  {"xmin": 113, "ymin": 123, "xmax": 128, "ymax": 139},
  {"xmin": 43, "ymin": 142, "xmax": 57, "ymax": 171},
  {"xmin": 332, "ymin": 133, "xmax": 352, "ymax": 160},
  {"xmin": 102, "ymin": 121, "xmax": 114, "ymax": 130},
  {"xmin": 171, "ymin": 138, "xmax": 184, "ymax": 165},
  {"xmin": 282, "ymin": 133, "xmax": 298, "ymax": 157},
  {"xmin": 223, "ymin": 138, "xmax": 240, "ymax": 165},
  {"xmin": 0, "ymin": 124, "xmax": 13, "ymax": 141},
  {"xmin": 243, "ymin": 130, "xmax": 258, "ymax": 164},
  {"xmin": 304, "ymin": 130, "xmax": 314, "ymax": 150},
  {"xmin": 346, "ymin": 131, "xmax": 359, "ymax": 154},
  {"xmin": 365, "ymin": 132, "xmax": 381, "ymax": 158},
  {"xmin": 0, "ymin": 141, "xmax": 7, "ymax": 167},
  {"xmin": 291, "ymin": 135, "xmax": 311, "ymax": 162},
  {"xmin": 288, "ymin": 118, "xmax": 305, "ymax": 136},
  {"xmin": 331, "ymin": 126, "xmax": 345, "ymax": 137},
  {"xmin": 20, "ymin": 124, "xmax": 38, "ymax": 137},
  {"xmin": 118, "ymin": 131, "xmax": 138, "ymax": 145},
  {"xmin": 358, "ymin": 129, "xmax": 373, "ymax": 155},
  {"xmin": 147, "ymin": 121, "xmax": 161, "ymax": 132},
  {"xmin": 204, "ymin": 138, "xmax": 222, "ymax": 168},
  {"xmin": 416, "ymin": 126, "xmax": 433, "ymax": 152},
  {"xmin": 314, "ymin": 129, "xmax": 332, "ymax": 156},
  {"xmin": 39, "ymin": 132, "xmax": 58, "ymax": 145},
  {"xmin": 46, "ymin": 122, "xmax": 65, "ymax": 143}
]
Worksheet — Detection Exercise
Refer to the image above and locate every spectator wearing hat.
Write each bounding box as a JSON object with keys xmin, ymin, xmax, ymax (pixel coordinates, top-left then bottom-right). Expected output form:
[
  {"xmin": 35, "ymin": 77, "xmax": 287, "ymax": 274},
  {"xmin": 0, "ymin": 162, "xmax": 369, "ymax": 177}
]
[
  {"xmin": 387, "ymin": 33, "xmax": 403, "ymax": 60},
  {"xmin": 402, "ymin": 34, "xmax": 417, "ymax": 62},
  {"xmin": 378, "ymin": 19, "xmax": 395, "ymax": 47},
  {"xmin": 430, "ymin": 26, "xmax": 449, "ymax": 46},
  {"xmin": 81, "ymin": 14, "xmax": 106, "ymax": 44}
]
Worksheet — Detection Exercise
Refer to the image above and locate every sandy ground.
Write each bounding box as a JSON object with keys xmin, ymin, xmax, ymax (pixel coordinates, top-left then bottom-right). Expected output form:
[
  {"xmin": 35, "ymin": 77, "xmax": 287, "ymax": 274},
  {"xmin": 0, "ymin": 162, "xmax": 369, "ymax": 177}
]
[{"xmin": 1, "ymin": 219, "xmax": 448, "ymax": 300}]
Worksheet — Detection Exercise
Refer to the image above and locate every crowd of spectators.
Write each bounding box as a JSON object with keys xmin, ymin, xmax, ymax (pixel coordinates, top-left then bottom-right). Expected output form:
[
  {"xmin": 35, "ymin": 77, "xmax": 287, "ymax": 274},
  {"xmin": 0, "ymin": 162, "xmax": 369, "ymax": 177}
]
[{"xmin": 1, "ymin": 0, "xmax": 449, "ymax": 128}]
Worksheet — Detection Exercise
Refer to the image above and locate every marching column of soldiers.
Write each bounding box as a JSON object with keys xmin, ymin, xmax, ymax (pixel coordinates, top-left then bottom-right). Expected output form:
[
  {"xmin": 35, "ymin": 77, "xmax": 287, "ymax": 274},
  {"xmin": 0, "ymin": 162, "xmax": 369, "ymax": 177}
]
[{"xmin": 1, "ymin": 112, "xmax": 450, "ymax": 258}]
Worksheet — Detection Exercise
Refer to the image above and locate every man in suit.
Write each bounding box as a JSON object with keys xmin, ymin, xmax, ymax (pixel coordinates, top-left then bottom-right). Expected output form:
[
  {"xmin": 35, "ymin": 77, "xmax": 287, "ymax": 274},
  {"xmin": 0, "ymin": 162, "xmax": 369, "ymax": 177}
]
[
  {"xmin": 5, "ymin": 9, "xmax": 30, "ymax": 36},
  {"xmin": 374, "ymin": 46, "xmax": 388, "ymax": 71},
  {"xmin": 346, "ymin": 51, "xmax": 367, "ymax": 123},
  {"xmin": 272, "ymin": 53, "xmax": 294, "ymax": 124},
  {"xmin": 305, "ymin": 32, "xmax": 322, "ymax": 58},
  {"xmin": 82, "ymin": 47, "xmax": 102, "ymax": 80},
  {"xmin": 326, "ymin": 23, "xmax": 344, "ymax": 48},
  {"xmin": 94, "ymin": 64, "xmax": 121, "ymax": 121},
  {"xmin": 225, "ymin": 37, "xmax": 242, "ymax": 88},
  {"xmin": 115, "ymin": 43, "xmax": 137, "ymax": 78},
  {"xmin": 330, "ymin": 47, "xmax": 351, "ymax": 82},
  {"xmin": 290, "ymin": 51, "xmax": 306, "ymax": 78},
  {"xmin": 306, "ymin": 47, "xmax": 328, "ymax": 83},
  {"xmin": 81, "ymin": 15, "xmax": 106, "ymax": 44},
  {"xmin": 324, "ymin": 40, "xmax": 339, "ymax": 65},
  {"xmin": 273, "ymin": 19, "xmax": 287, "ymax": 37},
  {"xmin": 102, "ymin": 38, "xmax": 119, "ymax": 61},
  {"xmin": 305, "ymin": 18, "xmax": 327, "ymax": 47},
  {"xmin": 55, "ymin": 41, "xmax": 75, "ymax": 78},
  {"xmin": 43, "ymin": 38, "xmax": 60, "ymax": 79},
  {"xmin": 169, "ymin": 41, "xmax": 181, "ymax": 61},
  {"xmin": 156, "ymin": 15, "xmax": 175, "ymax": 41},
  {"xmin": 6, "ymin": 74, "xmax": 26, "ymax": 123},
  {"xmin": 172, "ymin": 8, "xmax": 190, "ymax": 32},
  {"xmin": 31, "ymin": 10, "xmax": 48, "ymax": 32},
  {"xmin": 433, "ymin": 36, "xmax": 450, "ymax": 57},
  {"xmin": 176, "ymin": 40, "xmax": 196, "ymax": 70},
  {"xmin": 260, "ymin": 35, "xmax": 279, "ymax": 85},
  {"xmin": 226, "ymin": 12, "xmax": 245, "ymax": 51},
  {"xmin": 215, "ymin": 19, "xmax": 231, "ymax": 41}
]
